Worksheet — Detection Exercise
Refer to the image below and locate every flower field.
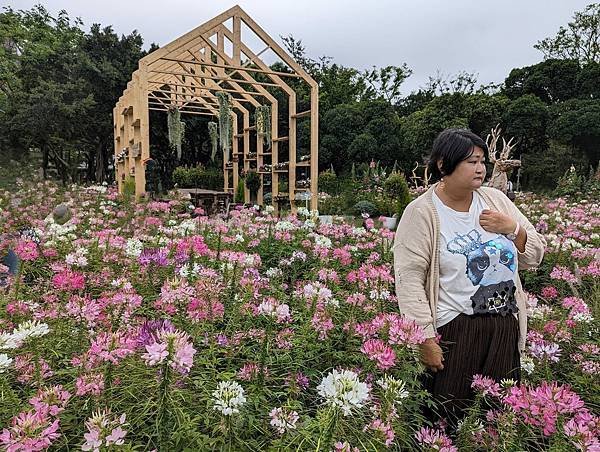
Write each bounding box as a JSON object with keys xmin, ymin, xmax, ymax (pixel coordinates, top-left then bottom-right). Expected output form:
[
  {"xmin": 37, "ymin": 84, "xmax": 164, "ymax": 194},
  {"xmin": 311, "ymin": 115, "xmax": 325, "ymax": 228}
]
[{"xmin": 0, "ymin": 179, "xmax": 598, "ymax": 451}]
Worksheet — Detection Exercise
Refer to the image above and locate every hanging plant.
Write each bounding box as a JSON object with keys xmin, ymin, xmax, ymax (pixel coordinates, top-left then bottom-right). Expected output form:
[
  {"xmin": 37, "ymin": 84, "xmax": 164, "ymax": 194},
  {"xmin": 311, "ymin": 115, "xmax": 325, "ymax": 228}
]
[
  {"xmin": 216, "ymin": 92, "xmax": 232, "ymax": 162},
  {"xmin": 245, "ymin": 170, "xmax": 261, "ymax": 194},
  {"xmin": 208, "ymin": 121, "xmax": 219, "ymax": 162},
  {"xmin": 255, "ymin": 105, "xmax": 271, "ymax": 148},
  {"xmin": 167, "ymin": 107, "xmax": 185, "ymax": 160}
]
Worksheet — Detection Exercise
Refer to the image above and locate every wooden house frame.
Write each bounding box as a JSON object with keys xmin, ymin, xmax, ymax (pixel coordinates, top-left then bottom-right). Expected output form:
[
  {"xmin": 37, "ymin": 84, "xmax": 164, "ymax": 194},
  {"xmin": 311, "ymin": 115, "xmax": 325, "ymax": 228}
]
[{"xmin": 113, "ymin": 5, "xmax": 319, "ymax": 212}]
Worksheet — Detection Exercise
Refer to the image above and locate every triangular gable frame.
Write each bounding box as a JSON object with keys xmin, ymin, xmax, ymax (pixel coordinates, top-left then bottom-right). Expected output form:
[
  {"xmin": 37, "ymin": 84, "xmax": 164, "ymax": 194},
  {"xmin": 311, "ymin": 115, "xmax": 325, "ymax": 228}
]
[{"xmin": 114, "ymin": 5, "xmax": 319, "ymax": 212}]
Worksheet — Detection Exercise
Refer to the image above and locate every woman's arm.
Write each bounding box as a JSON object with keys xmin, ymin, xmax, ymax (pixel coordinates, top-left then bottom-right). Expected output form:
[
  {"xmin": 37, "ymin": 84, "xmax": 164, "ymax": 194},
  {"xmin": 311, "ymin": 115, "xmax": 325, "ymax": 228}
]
[{"xmin": 393, "ymin": 203, "xmax": 436, "ymax": 338}]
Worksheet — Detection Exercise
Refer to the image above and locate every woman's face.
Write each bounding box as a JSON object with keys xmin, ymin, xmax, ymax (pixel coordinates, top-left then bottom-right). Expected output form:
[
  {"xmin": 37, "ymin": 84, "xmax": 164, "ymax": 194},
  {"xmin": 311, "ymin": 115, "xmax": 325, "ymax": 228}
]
[{"xmin": 442, "ymin": 146, "xmax": 487, "ymax": 190}]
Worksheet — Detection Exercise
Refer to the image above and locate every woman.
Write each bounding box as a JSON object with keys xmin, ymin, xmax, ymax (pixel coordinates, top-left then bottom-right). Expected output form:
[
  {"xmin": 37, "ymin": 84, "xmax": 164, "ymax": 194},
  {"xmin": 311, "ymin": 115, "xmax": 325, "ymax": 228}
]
[{"xmin": 393, "ymin": 128, "xmax": 546, "ymax": 421}]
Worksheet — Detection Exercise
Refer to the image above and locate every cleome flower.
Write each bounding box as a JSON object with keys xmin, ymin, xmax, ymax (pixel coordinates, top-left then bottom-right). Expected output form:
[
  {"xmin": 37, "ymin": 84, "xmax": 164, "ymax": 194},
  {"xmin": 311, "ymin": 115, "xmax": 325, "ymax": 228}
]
[
  {"xmin": 212, "ymin": 381, "xmax": 246, "ymax": 416},
  {"xmin": 141, "ymin": 328, "xmax": 196, "ymax": 375},
  {"xmin": 317, "ymin": 369, "xmax": 370, "ymax": 416}
]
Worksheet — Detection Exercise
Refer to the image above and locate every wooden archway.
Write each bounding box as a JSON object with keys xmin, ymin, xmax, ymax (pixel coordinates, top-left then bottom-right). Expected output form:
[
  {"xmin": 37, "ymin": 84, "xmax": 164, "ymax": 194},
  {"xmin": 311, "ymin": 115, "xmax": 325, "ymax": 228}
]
[{"xmin": 113, "ymin": 5, "xmax": 319, "ymax": 212}]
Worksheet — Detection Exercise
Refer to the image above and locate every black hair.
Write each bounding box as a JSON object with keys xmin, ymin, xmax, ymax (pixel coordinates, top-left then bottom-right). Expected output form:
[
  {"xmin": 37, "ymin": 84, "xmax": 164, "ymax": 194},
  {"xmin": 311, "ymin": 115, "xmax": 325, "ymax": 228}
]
[{"xmin": 427, "ymin": 128, "xmax": 488, "ymax": 182}]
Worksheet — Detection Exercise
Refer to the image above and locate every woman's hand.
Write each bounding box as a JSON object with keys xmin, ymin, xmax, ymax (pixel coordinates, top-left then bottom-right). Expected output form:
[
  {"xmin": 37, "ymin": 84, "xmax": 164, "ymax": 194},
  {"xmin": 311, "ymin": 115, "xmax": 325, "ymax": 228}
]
[
  {"xmin": 479, "ymin": 209, "xmax": 516, "ymax": 235},
  {"xmin": 419, "ymin": 338, "xmax": 444, "ymax": 372}
]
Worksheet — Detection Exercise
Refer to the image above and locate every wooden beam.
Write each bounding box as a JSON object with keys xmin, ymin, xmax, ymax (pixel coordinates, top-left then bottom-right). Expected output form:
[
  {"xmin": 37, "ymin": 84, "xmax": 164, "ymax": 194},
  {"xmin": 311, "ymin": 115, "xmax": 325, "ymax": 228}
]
[{"xmin": 149, "ymin": 69, "xmax": 281, "ymax": 88}]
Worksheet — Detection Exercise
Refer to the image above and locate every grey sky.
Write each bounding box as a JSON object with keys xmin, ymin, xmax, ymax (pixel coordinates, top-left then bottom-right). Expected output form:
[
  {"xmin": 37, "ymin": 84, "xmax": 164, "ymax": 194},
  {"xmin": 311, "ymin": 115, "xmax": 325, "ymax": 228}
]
[{"xmin": 7, "ymin": 0, "xmax": 593, "ymax": 92}]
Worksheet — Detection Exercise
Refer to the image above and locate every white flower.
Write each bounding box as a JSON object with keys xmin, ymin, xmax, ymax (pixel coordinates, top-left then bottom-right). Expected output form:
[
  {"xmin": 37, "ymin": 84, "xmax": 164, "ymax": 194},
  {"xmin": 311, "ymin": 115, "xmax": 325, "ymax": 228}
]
[
  {"xmin": 0, "ymin": 353, "xmax": 13, "ymax": 373},
  {"xmin": 212, "ymin": 381, "xmax": 246, "ymax": 416},
  {"xmin": 174, "ymin": 219, "xmax": 197, "ymax": 236},
  {"xmin": 13, "ymin": 320, "xmax": 50, "ymax": 341},
  {"xmin": 376, "ymin": 375, "xmax": 409, "ymax": 405},
  {"xmin": 275, "ymin": 221, "xmax": 296, "ymax": 232},
  {"xmin": 0, "ymin": 332, "xmax": 22, "ymax": 350},
  {"xmin": 265, "ymin": 267, "xmax": 282, "ymax": 278},
  {"xmin": 297, "ymin": 207, "xmax": 310, "ymax": 217},
  {"xmin": 264, "ymin": 205, "xmax": 275, "ymax": 214},
  {"xmin": 125, "ymin": 238, "xmax": 143, "ymax": 258},
  {"xmin": 269, "ymin": 407, "xmax": 299, "ymax": 434},
  {"xmin": 521, "ymin": 355, "xmax": 535, "ymax": 375},
  {"xmin": 572, "ymin": 312, "xmax": 594, "ymax": 323},
  {"xmin": 317, "ymin": 369, "xmax": 370, "ymax": 416},
  {"xmin": 234, "ymin": 234, "xmax": 245, "ymax": 243}
]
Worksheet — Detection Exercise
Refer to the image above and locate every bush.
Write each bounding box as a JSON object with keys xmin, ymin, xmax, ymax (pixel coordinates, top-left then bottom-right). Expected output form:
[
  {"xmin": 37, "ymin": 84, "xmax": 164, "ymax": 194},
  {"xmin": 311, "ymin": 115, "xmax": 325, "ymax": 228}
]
[
  {"xmin": 318, "ymin": 169, "xmax": 338, "ymax": 195},
  {"xmin": 554, "ymin": 165, "xmax": 585, "ymax": 197},
  {"xmin": 384, "ymin": 172, "xmax": 412, "ymax": 218},
  {"xmin": 235, "ymin": 179, "xmax": 245, "ymax": 204},
  {"xmin": 353, "ymin": 200, "xmax": 378, "ymax": 217},
  {"xmin": 318, "ymin": 195, "xmax": 346, "ymax": 215},
  {"xmin": 172, "ymin": 166, "xmax": 224, "ymax": 190}
]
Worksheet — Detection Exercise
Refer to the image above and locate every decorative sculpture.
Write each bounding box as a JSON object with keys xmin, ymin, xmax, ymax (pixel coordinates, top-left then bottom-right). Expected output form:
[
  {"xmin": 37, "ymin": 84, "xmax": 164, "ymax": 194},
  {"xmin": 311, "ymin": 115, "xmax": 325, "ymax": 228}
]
[{"xmin": 485, "ymin": 125, "xmax": 521, "ymax": 194}]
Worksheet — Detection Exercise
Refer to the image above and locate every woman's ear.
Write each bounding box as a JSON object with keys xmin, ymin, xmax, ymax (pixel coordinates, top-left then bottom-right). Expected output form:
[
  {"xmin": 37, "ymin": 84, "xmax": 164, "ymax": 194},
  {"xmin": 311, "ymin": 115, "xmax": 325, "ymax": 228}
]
[{"xmin": 437, "ymin": 160, "xmax": 444, "ymax": 175}]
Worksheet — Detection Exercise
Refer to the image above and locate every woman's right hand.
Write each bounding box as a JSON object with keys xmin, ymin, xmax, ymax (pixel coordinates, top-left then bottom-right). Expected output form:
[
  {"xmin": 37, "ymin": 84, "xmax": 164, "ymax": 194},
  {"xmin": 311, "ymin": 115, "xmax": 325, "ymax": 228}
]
[{"xmin": 419, "ymin": 338, "xmax": 444, "ymax": 372}]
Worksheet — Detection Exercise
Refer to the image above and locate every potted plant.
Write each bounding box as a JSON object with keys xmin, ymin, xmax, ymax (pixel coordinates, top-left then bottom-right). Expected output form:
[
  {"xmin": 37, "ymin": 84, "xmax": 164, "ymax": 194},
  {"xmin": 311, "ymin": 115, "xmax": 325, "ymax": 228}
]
[{"xmin": 245, "ymin": 171, "xmax": 261, "ymax": 203}]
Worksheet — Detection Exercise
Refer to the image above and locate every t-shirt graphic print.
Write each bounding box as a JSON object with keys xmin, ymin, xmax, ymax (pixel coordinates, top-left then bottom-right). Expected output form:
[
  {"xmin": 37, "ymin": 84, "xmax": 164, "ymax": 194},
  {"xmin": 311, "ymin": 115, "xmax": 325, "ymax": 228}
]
[{"xmin": 446, "ymin": 229, "xmax": 518, "ymax": 316}]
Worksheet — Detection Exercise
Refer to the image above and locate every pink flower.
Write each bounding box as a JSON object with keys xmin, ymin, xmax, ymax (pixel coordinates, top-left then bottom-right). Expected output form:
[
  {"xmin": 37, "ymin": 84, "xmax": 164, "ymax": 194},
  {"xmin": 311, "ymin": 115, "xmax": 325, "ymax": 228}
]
[
  {"xmin": 364, "ymin": 419, "xmax": 395, "ymax": 446},
  {"xmin": 541, "ymin": 286, "xmax": 558, "ymax": 299},
  {"xmin": 142, "ymin": 328, "xmax": 196, "ymax": 375},
  {"xmin": 415, "ymin": 426, "xmax": 458, "ymax": 452},
  {"xmin": 75, "ymin": 373, "xmax": 105, "ymax": 396},
  {"xmin": 471, "ymin": 374, "xmax": 501, "ymax": 397},
  {"xmin": 361, "ymin": 339, "xmax": 396, "ymax": 370},
  {"xmin": 29, "ymin": 386, "xmax": 71, "ymax": 416},
  {"xmin": 0, "ymin": 410, "xmax": 60, "ymax": 451},
  {"xmin": 52, "ymin": 269, "xmax": 85, "ymax": 291},
  {"xmin": 82, "ymin": 411, "xmax": 127, "ymax": 451},
  {"xmin": 14, "ymin": 239, "xmax": 39, "ymax": 261}
]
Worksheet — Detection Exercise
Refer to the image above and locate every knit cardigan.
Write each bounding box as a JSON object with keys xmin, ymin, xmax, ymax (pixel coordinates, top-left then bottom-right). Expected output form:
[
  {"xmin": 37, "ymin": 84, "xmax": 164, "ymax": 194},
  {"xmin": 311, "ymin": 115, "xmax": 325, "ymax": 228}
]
[{"xmin": 392, "ymin": 184, "xmax": 546, "ymax": 351}]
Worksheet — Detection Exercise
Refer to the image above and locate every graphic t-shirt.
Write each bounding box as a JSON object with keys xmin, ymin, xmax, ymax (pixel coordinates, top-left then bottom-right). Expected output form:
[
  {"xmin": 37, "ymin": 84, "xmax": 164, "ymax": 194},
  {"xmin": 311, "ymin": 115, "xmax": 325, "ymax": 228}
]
[{"xmin": 432, "ymin": 189, "xmax": 519, "ymax": 328}]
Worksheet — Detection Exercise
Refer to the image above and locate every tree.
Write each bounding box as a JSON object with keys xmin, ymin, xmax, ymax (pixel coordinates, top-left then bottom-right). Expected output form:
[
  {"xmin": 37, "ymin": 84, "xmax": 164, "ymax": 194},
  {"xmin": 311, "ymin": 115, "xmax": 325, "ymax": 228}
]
[
  {"xmin": 549, "ymin": 98, "xmax": 600, "ymax": 167},
  {"xmin": 504, "ymin": 59, "xmax": 581, "ymax": 103},
  {"xmin": 362, "ymin": 64, "xmax": 412, "ymax": 105},
  {"xmin": 502, "ymin": 94, "xmax": 549, "ymax": 156},
  {"xmin": 535, "ymin": 3, "xmax": 600, "ymax": 64}
]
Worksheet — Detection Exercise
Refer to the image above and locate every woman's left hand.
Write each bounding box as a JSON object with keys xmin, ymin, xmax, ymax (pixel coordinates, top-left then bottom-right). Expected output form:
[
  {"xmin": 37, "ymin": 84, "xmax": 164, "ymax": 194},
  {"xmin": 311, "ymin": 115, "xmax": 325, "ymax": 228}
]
[{"xmin": 479, "ymin": 209, "xmax": 517, "ymax": 235}]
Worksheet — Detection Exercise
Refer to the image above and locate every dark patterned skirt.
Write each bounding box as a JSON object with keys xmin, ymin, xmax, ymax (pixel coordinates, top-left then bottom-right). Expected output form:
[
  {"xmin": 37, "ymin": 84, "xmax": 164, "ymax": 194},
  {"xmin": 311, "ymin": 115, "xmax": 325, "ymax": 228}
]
[{"xmin": 421, "ymin": 313, "xmax": 521, "ymax": 423}]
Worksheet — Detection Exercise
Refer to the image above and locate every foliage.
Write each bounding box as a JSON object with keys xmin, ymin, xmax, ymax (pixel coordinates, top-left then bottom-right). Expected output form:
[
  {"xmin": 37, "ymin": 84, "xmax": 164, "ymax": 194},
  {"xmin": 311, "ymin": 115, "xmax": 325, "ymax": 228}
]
[
  {"xmin": 216, "ymin": 92, "xmax": 232, "ymax": 160},
  {"xmin": 535, "ymin": 3, "xmax": 600, "ymax": 63},
  {"xmin": 235, "ymin": 178, "xmax": 245, "ymax": 204},
  {"xmin": 317, "ymin": 169, "xmax": 338, "ymax": 195},
  {"xmin": 208, "ymin": 122, "xmax": 218, "ymax": 162},
  {"xmin": 172, "ymin": 165, "xmax": 224, "ymax": 190},
  {"xmin": 554, "ymin": 165, "xmax": 586, "ymax": 197},
  {"xmin": 244, "ymin": 171, "xmax": 261, "ymax": 194},
  {"xmin": 353, "ymin": 200, "xmax": 378, "ymax": 217},
  {"xmin": 167, "ymin": 107, "xmax": 185, "ymax": 160}
]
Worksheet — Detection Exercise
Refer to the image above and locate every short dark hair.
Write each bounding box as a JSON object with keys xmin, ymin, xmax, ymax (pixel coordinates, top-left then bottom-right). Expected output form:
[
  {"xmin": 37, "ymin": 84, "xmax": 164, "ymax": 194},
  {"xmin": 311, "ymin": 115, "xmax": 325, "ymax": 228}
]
[{"xmin": 427, "ymin": 128, "xmax": 488, "ymax": 181}]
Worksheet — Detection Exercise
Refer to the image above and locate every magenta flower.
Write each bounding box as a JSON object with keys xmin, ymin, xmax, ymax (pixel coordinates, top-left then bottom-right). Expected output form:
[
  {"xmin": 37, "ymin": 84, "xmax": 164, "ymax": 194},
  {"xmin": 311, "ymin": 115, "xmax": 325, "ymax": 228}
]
[
  {"xmin": 0, "ymin": 409, "xmax": 60, "ymax": 452},
  {"xmin": 361, "ymin": 338, "xmax": 396, "ymax": 370},
  {"xmin": 471, "ymin": 374, "xmax": 501, "ymax": 398},
  {"xmin": 14, "ymin": 239, "xmax": 39, "ymax": 261}
]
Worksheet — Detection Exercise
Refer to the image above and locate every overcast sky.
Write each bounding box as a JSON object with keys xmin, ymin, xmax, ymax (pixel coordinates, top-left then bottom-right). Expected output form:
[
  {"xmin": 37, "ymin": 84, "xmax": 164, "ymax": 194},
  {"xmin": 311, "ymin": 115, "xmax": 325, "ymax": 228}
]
[{"xmin": 7, "ymin": 0, "xmax": 593, "ymax": 92}]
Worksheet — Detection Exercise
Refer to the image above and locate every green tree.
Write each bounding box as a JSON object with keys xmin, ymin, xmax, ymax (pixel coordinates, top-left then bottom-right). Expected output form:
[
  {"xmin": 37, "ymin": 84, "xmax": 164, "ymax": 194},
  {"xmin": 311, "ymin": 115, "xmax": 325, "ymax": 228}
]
[
  {"xmin": 549, "ymin": 98, "xmax": 600, "ymax": 167},
  {"xmin": 504, "ymin": 59, "xmax": 581, "ymax": 103},
  {"xmin": 535, "ymin": 3, "xmax": 600, "ymax": 64},
  {"xmin": 502, "ymin": 94, "xmax": 549, "ymax": 156}
]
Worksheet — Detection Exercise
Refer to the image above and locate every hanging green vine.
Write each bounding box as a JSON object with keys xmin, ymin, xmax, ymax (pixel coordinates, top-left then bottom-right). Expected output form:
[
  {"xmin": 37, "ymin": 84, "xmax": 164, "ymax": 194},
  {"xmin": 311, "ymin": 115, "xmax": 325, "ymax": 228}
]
[
  {"xmin": 216, "ymin": 92, "xmax": 232, "ymax": 161},
  {"xmin": 255, "ymin": 105, "xmax": 271, "ymax": 148},
  {"xmin": 208, "ymin": 121, "xmax": 218, "ymax": 162},
  {"xmin": 167, "ymin": 107, "xmax": 185, "ymax": 160}
]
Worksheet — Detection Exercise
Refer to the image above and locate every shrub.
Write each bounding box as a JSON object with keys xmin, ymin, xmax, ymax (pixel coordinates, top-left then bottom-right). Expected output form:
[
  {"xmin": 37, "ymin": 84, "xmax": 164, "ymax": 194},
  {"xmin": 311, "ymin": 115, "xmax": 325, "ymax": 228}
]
[
  {"xmin": 172, "ymin": 166, "xmax": 224, "ymax": 190},
  {"xmin": 353, "ymin": 200, "xmax": 378, "ymax": 217},
  {"xmin": 318, "ymin": 169, "xmax": 338, "ymax": 195}
]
